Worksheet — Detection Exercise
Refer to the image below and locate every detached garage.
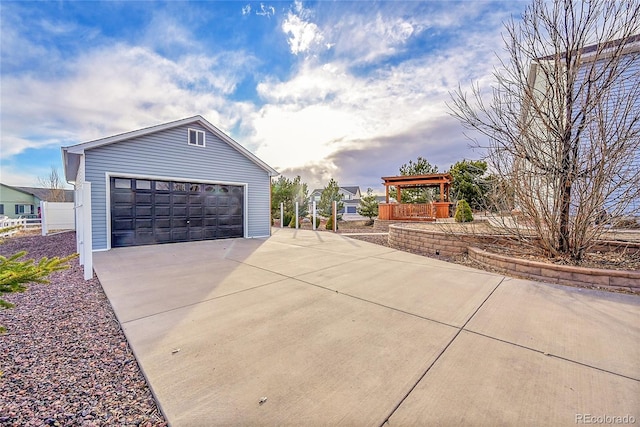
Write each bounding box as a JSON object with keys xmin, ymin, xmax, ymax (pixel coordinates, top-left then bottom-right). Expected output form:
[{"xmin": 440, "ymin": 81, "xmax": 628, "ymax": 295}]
[{"xmin": 63, "ymin": 116, "xmax": 278, "ymax": 251}]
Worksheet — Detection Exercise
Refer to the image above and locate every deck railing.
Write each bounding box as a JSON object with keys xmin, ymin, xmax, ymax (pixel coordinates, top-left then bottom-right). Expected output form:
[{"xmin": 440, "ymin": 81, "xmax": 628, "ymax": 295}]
[{"xmin": 390, "ymin": 203, "xmax": 435, "ymax": 220}]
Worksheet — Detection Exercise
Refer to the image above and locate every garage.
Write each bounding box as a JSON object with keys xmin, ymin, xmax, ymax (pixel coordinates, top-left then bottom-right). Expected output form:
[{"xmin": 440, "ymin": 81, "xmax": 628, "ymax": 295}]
[
  {"xmin": 62, "ymin": 115, "xmax": 278, "ymax": 252},
  {"xmin": 110, "ymin": 177, "xmax": 244, "ymax": 248}
]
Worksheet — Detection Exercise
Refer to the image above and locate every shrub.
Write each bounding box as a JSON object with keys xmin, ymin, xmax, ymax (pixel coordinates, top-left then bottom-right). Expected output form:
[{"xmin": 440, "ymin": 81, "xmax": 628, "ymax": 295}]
[
  {"xmin": 454, "ymin": 200, "xmax": 473, "ymax": 223},
  {"xmin": 314, "ymin": 216, "xmax": 321, "ymax": 228},
  {"xmin": 1, "ymin": 251, "xmax": 77, "ymax": 333},
  {"xmin": 325, "ymin": 216, "xmax": 338, "ymax": 230},
  {"xmin": 282, "ymin": 212, "xmax": 293, "ymax": 227},
  {"xmin": 289, "ymin": 216, "xmax": 297, "ymax": 228}
]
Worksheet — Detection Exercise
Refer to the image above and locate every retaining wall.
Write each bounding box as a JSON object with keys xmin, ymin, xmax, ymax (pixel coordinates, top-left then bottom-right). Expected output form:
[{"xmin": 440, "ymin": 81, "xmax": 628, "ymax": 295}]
[
  {"xmin": 388, "ymin": 223, "xmax": 504, "ymax": 257},
  {"xmin": 388, "ymin": 223, "xmax": 640, "ymax": 291},
  {"xmin": 468, "ymin": 246, "xmax": 640, "ymax": 292}
]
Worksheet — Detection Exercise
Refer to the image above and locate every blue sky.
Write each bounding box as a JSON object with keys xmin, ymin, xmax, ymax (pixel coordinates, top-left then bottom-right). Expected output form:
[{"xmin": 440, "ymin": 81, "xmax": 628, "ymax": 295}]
[{"xmin": 0, "ymin": 0, "xmax": 527, "ymax": 192}]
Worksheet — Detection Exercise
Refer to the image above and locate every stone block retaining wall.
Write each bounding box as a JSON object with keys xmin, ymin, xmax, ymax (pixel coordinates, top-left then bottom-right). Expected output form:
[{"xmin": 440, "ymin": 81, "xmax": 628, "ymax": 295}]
[
  {"xmin": 388, "ymin": 223, "xmax": 504, "ymax": 257},
  {"xmin": 468, "ymin": 247, "xmax": 640, "ymax": 292},
  {"xmin": 388, "ymin": 223, "xmax": 640, "ymax": 291}
]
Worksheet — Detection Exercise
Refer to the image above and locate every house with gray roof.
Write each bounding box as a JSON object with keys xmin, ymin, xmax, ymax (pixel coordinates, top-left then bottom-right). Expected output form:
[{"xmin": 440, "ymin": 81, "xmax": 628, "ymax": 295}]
[{"xmin": 0, "ymin": 183, "xmax": 73, "ymax": 219}]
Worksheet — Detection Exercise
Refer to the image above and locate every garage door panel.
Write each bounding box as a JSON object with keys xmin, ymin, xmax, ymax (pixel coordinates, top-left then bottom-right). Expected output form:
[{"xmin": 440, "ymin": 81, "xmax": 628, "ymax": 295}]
[
  {"xmin": 189, "ymin": 218, "xmax": 203, "ymax": 227},
  {"xmin": 171, "ymin": 229, "xmax": 188, "ymax": 241},
  {"xmin": 189, "ymin": 229, "xmax": 204, "ymax": 240},
  {"xmin": 112, "ymin": 192, "xmax": 133, "ymax": 203},
  {"xmin": 172, "ymin": 194, "xmax": 187, "ymax": 204},
  {"xmin": 112, "ymin": 231, "xmax": 134, "ymax": 247},
  {"xmin": 135, "ymin": 231, "xmax": 155, "ymax": 245},
  {"xmin": 188, "ymin": 194, "xmax": 203, "ymax": 204},
  {"xmin": 113, "ymin": 219, "xmax": 133, "ymax": 230},
  {"xmin": 155, "ymin": 194, "xmax": 170, "ymax": 204},
  {"xmin": 156, "ymin": 218, "xmax": 171, "ymax": 228},
  {"xmin": 135, "ymin": 219, "xmax": 153, "ymax": 229},
  {"xmin": 155, "ymin": 206, "xmax": 171, "ymax": 216},
  {"xmin": 113, "ymin": 206, "xmax": 133, "ymax": 217},
  {"xmin": 135, "ymin": 193, "xmax": 152, "ymax": 204},
  {"xmin": 189, "ymin": 206, "xmax": 203, "ymax": 217},
  {"xmin": 111, "ymin": 177, "xmax": 243, "ymax": 248},
  {"xmin": 172, "ymin": 218, "xmax": 187, "ymax": 228},
  {"xmin": 155, "ymin": 231, "xmax": 172, "ymax": 243},
  {"xmin": 204, "ymin": 195, "xmax": 217, "ymax": 206},
  {"xmin": 172, "ymin": 206, "xmax": 187, "ymax": 217},
  {"xmin": 136, "ymin": 206, "xmax": 152, "ymax": 217}
]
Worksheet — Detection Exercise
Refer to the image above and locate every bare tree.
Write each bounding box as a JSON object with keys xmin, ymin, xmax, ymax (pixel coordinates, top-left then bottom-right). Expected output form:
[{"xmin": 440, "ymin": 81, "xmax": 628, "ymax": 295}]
[
  {"xmin": 450, "ymin": 0, "xmax": 640, "ymax": 261},
  {"xmin": 37, "ymin": 167, "xmax": 66, "ymax": 202}
]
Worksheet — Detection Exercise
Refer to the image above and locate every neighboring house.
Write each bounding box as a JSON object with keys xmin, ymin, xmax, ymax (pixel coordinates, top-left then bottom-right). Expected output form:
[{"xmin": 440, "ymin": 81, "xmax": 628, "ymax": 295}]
[
  {"xmin": 62, "ymin": 115, "xmax": 278, "ymax": 250},
  {"xmin": 521, "ymin": 35, "xmax": 639, "ymax": 217},
  {"xmin": 0, "ymin": 183, "xmax": 73, "ymax": 219},
  {"xmin": 310, "ymin": 186, "xmax": 362, "ymax": 214}
]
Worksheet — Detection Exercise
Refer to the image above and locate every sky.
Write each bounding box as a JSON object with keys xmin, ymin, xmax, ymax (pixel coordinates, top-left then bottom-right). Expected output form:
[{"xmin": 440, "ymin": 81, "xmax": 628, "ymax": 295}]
[{"xmin": 0, "ymin": 0, "xmax": 528, "ymax": 193}]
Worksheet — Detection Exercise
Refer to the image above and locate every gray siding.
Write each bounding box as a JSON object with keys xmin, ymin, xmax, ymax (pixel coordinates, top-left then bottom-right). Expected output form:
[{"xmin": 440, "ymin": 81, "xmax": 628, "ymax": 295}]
[
  {"xmin": 84, "ymin": 123, "xmax": 271, "ymax": 250},
  {"xmin": 574, "ymin": 53, "xmax": 640, "ymax": 215}
]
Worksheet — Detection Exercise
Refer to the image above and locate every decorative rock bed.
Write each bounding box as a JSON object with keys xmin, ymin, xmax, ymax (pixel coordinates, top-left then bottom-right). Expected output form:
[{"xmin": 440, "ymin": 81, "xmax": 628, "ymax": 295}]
[{"xmin": 388, "ymin": 222, "xmax": 640, "ymax": 292}]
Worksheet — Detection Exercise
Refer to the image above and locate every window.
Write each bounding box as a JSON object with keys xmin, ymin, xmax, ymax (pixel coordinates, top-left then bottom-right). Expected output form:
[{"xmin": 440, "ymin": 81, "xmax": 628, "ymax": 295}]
[
  {"xmin": 114, "ymin": 178, "xmax": 131, "ymax": 189},
  {"xmin": 136, "ymin": 180, "xmax": 151, "ymax": 190},
  {"xmin": 188, "ymin": 129, "xmax": 205, "ymax": 147},
  {"xmin": 0, "ymin": 204, "xmax": 3, "ymax": 215},
  {"xmin": 15, "ymin": 204, "xmax": 34, "ymax": 215},
  {"xmin": 156, "ymin": 181, "xmax": 170, "ymax": 191},
  {"xmin": 173, "ymin": 182, "xmax": 187, "ymax": 192}
]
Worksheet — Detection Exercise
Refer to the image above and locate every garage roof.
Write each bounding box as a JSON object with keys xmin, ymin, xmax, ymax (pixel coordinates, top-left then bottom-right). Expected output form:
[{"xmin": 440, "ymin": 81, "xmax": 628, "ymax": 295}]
[{"xmin": 62, "ymin": 115, "xmax": 278, "ymax": 183}]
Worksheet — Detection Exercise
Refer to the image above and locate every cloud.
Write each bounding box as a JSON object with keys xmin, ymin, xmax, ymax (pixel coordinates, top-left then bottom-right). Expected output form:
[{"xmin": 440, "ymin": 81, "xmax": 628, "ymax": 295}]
[
  {"xmin": 249, "ymin": 38, "xmax": 498, "ymax": 171},
  {"xmin": 0, "ymin": 0, "xmax": 522, "ymax": 191},
  {"xmin": 256, "ymin": 3, "xmax": 275, "ymax": 18},
  {"xmin": 281, "ymin": 2, "xmax": 326, "ymax": 55},
  {"xmin": 1, "ymin": 43, "xmax": 257, "ymax": 158}
]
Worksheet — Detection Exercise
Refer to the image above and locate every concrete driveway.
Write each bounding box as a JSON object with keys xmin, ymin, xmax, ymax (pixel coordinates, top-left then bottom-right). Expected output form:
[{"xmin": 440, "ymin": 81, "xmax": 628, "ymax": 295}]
[{"xmin": 93, "ymin": 228, "xmax": 639, "ymax": 426}]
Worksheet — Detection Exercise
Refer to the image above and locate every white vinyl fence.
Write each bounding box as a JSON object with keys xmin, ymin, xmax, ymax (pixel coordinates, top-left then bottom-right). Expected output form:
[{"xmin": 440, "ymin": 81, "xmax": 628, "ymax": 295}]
[
  {"xmin": 0, "ymin": 216, "xmax": 42, "ymax": 237},
  {"xmin": 40, "ymin": 201, "xmax": 75, "ymax": 236}
]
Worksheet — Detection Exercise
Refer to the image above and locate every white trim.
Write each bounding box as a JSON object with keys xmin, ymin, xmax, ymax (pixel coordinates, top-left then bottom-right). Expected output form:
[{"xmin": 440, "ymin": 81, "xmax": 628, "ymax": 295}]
[
  {"xmin": 104, "ymin": 172, "xmax": 249, "ymax": 250},
  {"xmin": 244, "ymin": 183, "xmax": 249, "ymax": 238},
  {"xmin": 187, "ymin": 128, "xmax": 206, "ymax": 147}
]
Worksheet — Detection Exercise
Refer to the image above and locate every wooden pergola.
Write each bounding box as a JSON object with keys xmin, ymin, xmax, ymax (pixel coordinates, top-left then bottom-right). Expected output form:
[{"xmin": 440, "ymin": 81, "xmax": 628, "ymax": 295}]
[{"xmin": 379, "ymin": 173, "xmax": 453, "ymax": 220}]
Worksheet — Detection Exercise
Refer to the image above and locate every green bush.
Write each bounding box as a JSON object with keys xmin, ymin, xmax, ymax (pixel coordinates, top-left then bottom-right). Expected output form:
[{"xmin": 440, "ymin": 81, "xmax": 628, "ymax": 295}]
[
  {"xmin": 1, "ymin": 251, "xmax": 77, "ymax": 333},
  {"xmin": 289, "ymin": 216, "xmax": 297, "ymax": 228},
  {"xmin": 314, "ymin": 216, "xmax": 321, "ymax": 228},
  {"xmin": 454, "ymin": 200, "xmax": 473, "ymax": 223},
  {"xmin": 282, "ymin": 212, "xmax": 293, "ymax": 227},
  {"xmin": 325, "ymin": 216, "xmax": 338, "ymax": 230}
]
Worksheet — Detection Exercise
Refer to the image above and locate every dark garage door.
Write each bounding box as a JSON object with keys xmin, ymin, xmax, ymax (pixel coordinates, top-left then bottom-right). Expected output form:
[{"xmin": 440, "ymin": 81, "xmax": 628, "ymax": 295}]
[{"xmin": 111, "ymin": 177, "xmax": 244, "ymax": 248}]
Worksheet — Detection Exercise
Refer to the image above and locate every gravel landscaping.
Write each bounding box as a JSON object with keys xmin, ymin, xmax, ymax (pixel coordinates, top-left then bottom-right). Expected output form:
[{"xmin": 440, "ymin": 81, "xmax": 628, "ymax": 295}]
[{"xmin": 0, "ymin": 231, "xmax": 166, "ymax": 426}]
